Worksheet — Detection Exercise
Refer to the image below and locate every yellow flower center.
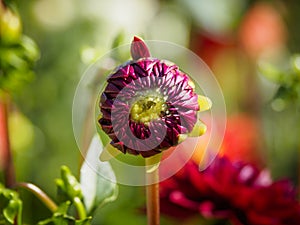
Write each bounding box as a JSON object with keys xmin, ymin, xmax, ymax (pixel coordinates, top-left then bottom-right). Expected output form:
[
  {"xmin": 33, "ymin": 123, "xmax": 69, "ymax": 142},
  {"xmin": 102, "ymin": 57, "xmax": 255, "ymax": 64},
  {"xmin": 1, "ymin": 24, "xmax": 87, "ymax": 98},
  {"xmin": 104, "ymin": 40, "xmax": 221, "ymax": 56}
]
[{"xmin": 130, "ymin": 96, "xmax": 167, "ymax": 124}]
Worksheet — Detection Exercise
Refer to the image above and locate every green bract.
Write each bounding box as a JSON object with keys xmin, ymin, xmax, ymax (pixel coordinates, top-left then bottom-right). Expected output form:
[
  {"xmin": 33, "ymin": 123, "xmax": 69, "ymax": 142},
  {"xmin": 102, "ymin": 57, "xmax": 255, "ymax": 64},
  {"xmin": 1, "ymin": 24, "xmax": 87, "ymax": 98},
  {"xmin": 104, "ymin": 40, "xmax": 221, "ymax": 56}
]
[{"xmin": 56, "ymin": 166, "xmax": 83, "ymax": 202}]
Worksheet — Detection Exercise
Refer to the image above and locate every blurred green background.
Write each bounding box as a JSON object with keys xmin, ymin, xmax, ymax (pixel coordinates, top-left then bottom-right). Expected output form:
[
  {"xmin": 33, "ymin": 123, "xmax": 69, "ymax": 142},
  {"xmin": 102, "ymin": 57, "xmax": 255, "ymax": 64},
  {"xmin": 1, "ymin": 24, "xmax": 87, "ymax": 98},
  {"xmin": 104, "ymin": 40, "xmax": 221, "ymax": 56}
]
[{"xmin": 2, "ymin": 0, "xmax": 300, "ymax": 224}]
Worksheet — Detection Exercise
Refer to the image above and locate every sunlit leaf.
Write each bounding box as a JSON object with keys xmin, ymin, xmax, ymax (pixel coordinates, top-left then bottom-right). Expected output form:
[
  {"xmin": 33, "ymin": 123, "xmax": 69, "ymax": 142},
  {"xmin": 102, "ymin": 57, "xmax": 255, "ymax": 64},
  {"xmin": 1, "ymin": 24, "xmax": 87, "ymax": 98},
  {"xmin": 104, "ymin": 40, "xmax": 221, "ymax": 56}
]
[{"xmin": 80, "ymin": 135, "xmax": 118, "ymax": 214}]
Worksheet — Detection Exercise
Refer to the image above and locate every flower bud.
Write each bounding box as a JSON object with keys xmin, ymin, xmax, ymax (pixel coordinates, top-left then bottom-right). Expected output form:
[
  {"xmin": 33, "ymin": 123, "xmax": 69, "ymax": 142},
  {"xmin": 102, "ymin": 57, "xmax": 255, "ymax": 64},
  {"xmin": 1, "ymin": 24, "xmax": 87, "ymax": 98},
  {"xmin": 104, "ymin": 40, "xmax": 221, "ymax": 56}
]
[{"xmin": 98, "ymin": 37, "xmax": 211, "ymax": 158}]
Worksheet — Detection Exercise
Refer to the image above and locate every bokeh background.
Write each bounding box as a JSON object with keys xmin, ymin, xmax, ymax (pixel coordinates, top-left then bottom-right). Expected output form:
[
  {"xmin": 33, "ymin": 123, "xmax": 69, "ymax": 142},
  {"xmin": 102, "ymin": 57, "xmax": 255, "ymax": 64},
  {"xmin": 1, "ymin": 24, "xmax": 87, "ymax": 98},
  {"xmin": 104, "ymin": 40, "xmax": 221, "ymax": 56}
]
[{"xmin": 3, "ymin": 0, "xmax": 300, "ymax": 224}]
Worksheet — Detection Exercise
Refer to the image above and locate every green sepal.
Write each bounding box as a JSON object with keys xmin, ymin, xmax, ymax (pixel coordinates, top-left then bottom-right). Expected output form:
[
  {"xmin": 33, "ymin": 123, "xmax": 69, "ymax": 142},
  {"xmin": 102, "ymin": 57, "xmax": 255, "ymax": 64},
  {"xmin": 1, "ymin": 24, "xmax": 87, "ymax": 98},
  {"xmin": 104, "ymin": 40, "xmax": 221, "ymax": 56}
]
[
  {"xmin": 198, "ymin": 95, "xmax": 212, "ymax": 112},
  {"xmin": 146, "ymin": 153, "xmax": 162, "ymax": 174},
  {"xmin": 189, "ymin": 119, "xmax": 207, "ymax": 137},
  {"xmin": 99, "ymin": 143, "xmax": 121, "ymax": 162}
]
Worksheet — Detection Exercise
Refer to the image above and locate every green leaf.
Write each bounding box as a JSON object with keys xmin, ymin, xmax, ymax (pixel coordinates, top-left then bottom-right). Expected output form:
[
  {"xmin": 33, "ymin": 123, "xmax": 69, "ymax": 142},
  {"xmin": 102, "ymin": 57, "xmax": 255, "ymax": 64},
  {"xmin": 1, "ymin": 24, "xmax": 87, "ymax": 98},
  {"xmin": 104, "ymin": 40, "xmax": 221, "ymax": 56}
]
[
  {"xmin": 80, "ymin": 135, "xmax": 118, "ymax": 214},
  {"xmin": 0, "ymin": 184, "xmax": 22, "ymax": 225},
  {"xmin": 3, "ymin": 200, "xmax": 21, "ymax": 224}
]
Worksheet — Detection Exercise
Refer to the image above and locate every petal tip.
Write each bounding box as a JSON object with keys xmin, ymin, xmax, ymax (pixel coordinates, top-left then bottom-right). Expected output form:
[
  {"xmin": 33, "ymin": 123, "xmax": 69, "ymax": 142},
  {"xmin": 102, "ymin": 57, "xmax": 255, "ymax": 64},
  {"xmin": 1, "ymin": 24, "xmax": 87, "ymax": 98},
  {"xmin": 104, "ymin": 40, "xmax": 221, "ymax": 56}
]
[
  {"xmin": 133, "ymin": 36, "xmax": 142, "ymax": 42},
  {"xmin": 130, "ymin": 36, "xmax": 151, "ymax": 60}
]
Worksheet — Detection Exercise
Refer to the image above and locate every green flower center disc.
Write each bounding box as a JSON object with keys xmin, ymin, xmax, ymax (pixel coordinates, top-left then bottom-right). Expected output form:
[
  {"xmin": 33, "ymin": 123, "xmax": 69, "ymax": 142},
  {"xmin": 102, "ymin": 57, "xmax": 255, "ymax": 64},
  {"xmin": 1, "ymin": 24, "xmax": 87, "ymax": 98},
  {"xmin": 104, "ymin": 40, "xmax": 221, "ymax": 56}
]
[{"xmin": 130, "ymin": 95, "xmax": 167, "ymax": 124}]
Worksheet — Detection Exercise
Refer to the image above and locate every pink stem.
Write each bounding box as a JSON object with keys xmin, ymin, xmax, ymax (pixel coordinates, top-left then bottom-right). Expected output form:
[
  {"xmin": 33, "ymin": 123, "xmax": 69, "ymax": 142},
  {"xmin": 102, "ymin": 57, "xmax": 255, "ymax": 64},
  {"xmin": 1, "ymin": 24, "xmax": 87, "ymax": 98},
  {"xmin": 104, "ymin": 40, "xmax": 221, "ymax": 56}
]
[{"xmin": 0, "ymin": 95, "xmax": 15, "ymax": 187}]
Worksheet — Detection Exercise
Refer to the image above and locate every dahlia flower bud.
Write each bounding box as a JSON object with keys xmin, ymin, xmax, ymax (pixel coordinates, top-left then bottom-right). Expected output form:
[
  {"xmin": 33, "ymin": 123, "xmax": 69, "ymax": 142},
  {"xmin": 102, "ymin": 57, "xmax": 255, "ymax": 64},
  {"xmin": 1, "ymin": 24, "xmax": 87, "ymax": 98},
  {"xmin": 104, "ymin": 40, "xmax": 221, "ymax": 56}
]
[{"xmin": 98, "ymin": 37, "xmax": 210, "ymax": 158}]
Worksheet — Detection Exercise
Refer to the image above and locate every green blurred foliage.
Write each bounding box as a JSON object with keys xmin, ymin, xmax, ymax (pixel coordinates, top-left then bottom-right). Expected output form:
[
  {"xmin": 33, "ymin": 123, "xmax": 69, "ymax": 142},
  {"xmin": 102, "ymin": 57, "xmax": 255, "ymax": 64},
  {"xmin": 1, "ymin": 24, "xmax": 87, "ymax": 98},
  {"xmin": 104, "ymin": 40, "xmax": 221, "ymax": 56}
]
[
  {"xmin": 8, "ymin": 1, "xmax": 100, "ymax": 223},
  {"xmin": 259, "ymin": 54, "xmax": 300, "ymax": 182},
  {"xmin": 0, "ymin": 2, "xmax": 39, "ymax": 94}
]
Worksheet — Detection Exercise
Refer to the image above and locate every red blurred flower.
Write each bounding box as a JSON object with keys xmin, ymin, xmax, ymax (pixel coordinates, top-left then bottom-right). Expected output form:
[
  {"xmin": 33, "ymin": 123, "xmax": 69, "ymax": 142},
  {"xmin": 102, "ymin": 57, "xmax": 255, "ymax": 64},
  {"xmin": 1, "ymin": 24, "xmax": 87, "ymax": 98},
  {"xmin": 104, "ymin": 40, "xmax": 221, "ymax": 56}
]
[
  {"xmin": 219, "ymin": 114, "xmax": 264, "ymax": 166},
  {"xmin": 192, "ymin": 114, "xmax": 264, "ymax": 166},
  {"xmin": 160, "ymin": 156, "xmax": 300, "ymax": 224},
  {"xmin": 190, "ymin": 32, "xmax": 235, "ymax": 68}
]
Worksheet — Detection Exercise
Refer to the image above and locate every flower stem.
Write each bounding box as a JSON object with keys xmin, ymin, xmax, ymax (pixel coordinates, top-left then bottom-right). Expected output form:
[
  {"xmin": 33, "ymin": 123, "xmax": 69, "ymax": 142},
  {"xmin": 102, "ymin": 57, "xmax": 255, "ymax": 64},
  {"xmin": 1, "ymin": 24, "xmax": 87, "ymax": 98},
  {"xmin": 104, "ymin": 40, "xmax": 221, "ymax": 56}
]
[
  {"xmin": 16, "ymin": 182, "xmax": 58, "ymax": 213},
  {"xmin": 0, "ymin": 94, "xmax": 15, "ymax": 187},
  {"xmin": 73, "ymin": 196, "xmax": 87, "ymax": 219},
  {"xmin": 145, "ymin": 158, "xmax": 160, "ymax": 225}
]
